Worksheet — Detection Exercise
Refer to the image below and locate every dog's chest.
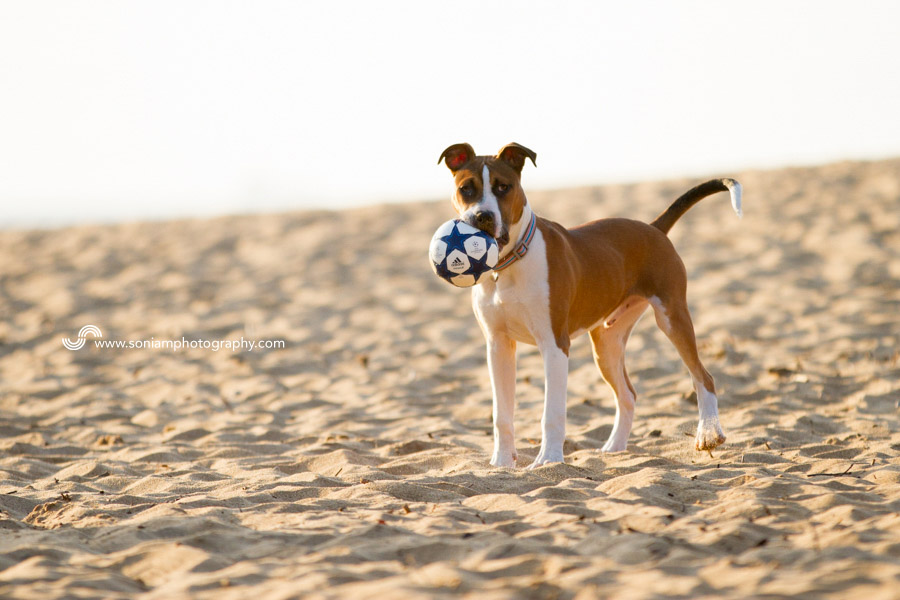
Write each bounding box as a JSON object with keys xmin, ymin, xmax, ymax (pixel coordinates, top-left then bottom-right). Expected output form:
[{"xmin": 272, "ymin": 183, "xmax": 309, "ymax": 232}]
[{"xmin": 471, "ymin": 231, "xmax": 552, "ymax": 346}]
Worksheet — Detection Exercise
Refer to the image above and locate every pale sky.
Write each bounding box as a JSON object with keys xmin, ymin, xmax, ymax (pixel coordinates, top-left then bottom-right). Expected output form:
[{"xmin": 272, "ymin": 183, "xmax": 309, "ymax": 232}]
[{"xmin": 2, "ymin": 1, "xmax": 899, "ymax": 227}]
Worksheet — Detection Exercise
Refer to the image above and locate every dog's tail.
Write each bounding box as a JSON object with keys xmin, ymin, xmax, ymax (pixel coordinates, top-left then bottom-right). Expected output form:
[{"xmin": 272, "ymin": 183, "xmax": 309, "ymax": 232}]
[{"xmin": 650, "ymin": 178, "xmax": 742, "ymax": 234}]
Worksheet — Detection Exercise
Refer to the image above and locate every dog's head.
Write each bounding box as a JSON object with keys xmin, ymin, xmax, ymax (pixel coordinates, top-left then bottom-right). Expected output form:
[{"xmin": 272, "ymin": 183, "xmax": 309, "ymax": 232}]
[{"xmin": 438, "ymin": 143, "xmax": 537, "ymax": 251}]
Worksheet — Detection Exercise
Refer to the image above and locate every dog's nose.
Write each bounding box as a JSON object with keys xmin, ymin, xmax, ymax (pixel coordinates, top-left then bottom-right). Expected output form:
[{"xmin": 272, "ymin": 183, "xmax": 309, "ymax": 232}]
[{"xmin": 473, "ymin": 211, "xmax": 495, "ymax": 233}]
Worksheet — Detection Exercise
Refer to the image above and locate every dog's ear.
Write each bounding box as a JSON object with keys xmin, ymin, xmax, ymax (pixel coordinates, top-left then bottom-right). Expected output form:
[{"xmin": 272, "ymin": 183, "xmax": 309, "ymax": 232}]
[
  {"xmin": 496, "ymin": 143, "xmax": 537, "ymax": 173},
  {"xmin": 438, "ymin": 143, "xmax": 476, "ymax": 172}
]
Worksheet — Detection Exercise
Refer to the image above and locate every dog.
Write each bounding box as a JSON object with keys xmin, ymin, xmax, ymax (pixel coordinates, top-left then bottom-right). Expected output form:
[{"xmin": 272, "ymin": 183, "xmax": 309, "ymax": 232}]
[{"xmin": 438, "ymin": 142, "xmax": 742, "ymax": 468}]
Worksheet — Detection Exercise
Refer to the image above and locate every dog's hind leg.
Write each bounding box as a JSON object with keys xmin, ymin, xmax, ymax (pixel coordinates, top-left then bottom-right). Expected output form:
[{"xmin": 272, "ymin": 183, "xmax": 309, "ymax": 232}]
[
  {"xmin": 589, "ymin": 299, "xmax": 648, "ymax": 452},
  {"xmin": 649, "ymin": 295, "xmax": 726, "ymax": 451}
]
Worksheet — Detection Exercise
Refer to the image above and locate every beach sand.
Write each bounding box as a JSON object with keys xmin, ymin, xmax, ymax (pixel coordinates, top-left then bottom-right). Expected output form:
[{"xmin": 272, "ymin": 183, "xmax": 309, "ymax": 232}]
[{"xmin": 1, "ymin": 158, "xmax": 899, "ymax": 598}]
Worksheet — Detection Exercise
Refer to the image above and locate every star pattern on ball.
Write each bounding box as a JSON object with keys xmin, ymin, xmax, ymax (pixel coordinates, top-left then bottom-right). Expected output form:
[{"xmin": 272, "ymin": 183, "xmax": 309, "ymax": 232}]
[{"xmin": 442, "ymin": 222, "xmax": 472, "ymax": 254}]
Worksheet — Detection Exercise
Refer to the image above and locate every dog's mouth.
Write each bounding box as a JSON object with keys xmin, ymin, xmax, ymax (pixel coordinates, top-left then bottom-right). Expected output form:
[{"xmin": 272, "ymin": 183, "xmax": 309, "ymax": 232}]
[
  {"xmin": 495, "ymin": 228, "xmax": 510, "ymax": 250},
  {"xmin": 462, "ymin": 212, "xmax": 507, "ymax": 248}
]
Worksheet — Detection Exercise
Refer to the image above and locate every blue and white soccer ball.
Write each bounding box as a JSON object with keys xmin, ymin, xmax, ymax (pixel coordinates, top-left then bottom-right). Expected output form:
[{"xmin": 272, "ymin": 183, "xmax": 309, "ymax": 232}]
[{"xmin": 429, "ymin": 219, "xmax": 500, "ymax": 287}]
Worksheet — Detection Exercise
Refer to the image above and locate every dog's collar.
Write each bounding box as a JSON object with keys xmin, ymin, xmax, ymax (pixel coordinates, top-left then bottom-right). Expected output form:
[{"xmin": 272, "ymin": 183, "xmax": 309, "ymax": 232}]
[{"xmin": 493, "ymin": 212, "xmax": 537, "ymax": 272}]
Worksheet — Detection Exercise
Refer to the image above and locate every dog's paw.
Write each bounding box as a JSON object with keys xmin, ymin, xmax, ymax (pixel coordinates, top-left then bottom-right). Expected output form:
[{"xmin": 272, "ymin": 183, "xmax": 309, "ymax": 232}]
[
  {"xmin": 490, "ymin": 450, "xmax": 517, "ymax": 468},
  {"xmin": 696, "ymin": 418, "xmax": 726, "ymax": 451},
  {"xmin": 601, "ymin": 437, "xmax": 628, "ymax": 453},
  {"xmin": 526, "ymin": 449, "xmax": 565, "ymax": 469}
]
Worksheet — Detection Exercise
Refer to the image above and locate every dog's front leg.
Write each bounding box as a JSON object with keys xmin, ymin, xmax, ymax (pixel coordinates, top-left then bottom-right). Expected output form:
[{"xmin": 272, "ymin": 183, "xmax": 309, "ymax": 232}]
[
  {"xmin": 528, "ymin": 342, "xmax": 569, "ymax": 468},
  {"xmin": 487, "ymin": 335, "xmax": 518, "ymax": 467}
]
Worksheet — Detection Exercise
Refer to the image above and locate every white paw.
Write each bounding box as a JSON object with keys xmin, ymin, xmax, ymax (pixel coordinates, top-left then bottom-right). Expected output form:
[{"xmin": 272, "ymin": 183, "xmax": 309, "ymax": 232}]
[
  {"xmin": 526, "ymin": 448, "xmax": 565, "ymax": 469},
  {"xmin": 696, "ymin": 418, "xmax": 726, "ymax": 451},
  {"xmin": 490, "ymin": 450, "xmax": 517, "ymax": 468},
  {"xmin": 601, "ymin": 438, "xmax": 628, "ymax": 453}
]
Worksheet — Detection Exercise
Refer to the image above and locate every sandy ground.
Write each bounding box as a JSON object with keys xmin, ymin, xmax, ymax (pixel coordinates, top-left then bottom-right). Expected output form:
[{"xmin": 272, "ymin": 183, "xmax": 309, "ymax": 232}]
[{"xmin": 1, "ymin": 158, "xmax": 899, "ymax": 599}]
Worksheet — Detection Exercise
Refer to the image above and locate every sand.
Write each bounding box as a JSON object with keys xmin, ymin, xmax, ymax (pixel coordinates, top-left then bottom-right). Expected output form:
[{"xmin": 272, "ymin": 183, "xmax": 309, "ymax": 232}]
[{"xmin": 1, "ymin": 158, "xmax": 899, "ymax": 599}]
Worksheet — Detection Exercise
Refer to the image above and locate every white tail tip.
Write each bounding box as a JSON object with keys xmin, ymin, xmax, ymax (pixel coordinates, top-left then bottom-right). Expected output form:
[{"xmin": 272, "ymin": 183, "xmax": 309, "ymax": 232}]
[{"xmin": 725, "ymin": 179, "xmax": 742, "ymax": 219}]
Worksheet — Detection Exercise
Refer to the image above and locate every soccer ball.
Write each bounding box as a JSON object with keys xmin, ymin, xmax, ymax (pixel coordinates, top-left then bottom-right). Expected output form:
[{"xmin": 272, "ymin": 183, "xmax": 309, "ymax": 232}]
[{"xmin": 429, "ymin": 219, "xmax": 500, "ymax": 287}]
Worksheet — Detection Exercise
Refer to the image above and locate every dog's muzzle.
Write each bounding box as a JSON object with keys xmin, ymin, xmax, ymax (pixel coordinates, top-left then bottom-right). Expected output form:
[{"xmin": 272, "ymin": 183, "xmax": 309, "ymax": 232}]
[
  {"xmin": 465, "ymin": 210, "xmax": 495, "ymax": 233},
  {"xmin": 464, "ymin": 210, "xmax": 507, "ymax": 248}
]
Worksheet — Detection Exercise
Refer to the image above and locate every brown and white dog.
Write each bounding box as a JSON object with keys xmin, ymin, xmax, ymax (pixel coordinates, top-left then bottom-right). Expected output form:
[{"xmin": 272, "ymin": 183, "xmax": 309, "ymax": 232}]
[{"xmin": 438, "ymin": 142, "xmax": 742, "ymax": 468}]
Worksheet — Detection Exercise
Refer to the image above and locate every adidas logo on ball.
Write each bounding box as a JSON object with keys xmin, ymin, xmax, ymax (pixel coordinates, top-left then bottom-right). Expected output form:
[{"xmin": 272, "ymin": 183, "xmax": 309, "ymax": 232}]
[{"xmin": 429, "ymin": 219, "xmax": 500, "ymax": 288}]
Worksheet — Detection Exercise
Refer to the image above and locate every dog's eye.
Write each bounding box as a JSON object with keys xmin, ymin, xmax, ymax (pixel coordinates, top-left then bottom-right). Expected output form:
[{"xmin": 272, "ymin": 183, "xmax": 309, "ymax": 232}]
[
  {"xmin": 460, "ymin": 184, "xmax": 475, "ymax": 199},
  {"xmin": 494, "ymin": 183, "xmax": 510, "ymax": 196}
]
